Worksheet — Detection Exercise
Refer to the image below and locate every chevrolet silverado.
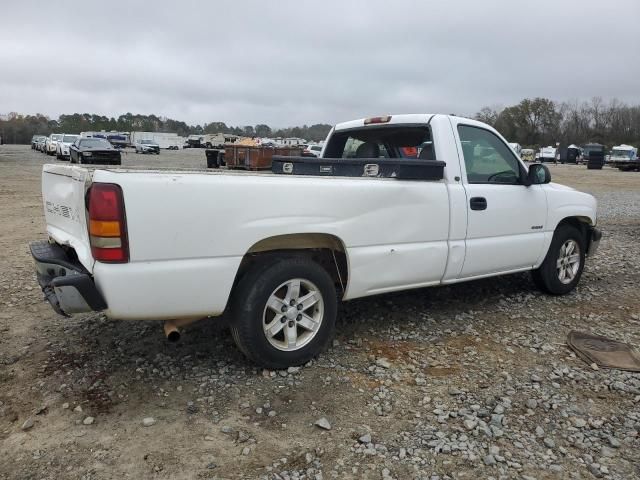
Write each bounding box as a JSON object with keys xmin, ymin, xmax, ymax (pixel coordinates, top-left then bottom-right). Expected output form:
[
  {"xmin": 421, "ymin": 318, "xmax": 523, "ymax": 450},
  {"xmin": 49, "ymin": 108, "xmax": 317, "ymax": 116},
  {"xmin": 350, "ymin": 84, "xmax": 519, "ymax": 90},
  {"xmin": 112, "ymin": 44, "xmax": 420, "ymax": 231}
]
[{"xmin": 30, "ymin": 114, "xmax": 601, "ymax": 367}]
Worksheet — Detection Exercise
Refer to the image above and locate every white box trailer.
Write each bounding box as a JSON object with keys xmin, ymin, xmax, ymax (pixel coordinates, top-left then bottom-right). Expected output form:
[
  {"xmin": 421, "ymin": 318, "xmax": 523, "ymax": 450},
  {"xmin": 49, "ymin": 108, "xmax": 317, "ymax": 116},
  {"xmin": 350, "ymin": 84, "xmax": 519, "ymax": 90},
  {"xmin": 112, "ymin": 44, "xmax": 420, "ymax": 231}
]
[
  {"xmin": 130, "ymin": 132, "xmax": 182, "ymax": 149},
  {"xmin": 539, "ymin": 146, "xmax": 558, "ymax": 163}
]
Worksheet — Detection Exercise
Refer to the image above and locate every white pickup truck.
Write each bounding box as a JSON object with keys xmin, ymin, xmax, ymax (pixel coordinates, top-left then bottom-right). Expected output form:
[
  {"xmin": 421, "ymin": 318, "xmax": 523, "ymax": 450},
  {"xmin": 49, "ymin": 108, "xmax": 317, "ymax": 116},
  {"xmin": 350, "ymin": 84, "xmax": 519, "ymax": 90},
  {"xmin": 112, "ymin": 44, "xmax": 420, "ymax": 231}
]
[{"xmin": 31, "ymin": 114, "xmax": 601, "ymax": 368}]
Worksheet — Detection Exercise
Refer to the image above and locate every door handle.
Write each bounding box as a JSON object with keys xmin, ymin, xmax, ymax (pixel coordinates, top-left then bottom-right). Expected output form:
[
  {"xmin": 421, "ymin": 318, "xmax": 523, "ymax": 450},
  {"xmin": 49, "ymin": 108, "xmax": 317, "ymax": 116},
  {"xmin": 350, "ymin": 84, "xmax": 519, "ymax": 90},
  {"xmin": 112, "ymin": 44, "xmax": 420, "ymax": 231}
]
[{"xmin": 470, "ymin": 197, "xmax": 487, "ymax": 211}]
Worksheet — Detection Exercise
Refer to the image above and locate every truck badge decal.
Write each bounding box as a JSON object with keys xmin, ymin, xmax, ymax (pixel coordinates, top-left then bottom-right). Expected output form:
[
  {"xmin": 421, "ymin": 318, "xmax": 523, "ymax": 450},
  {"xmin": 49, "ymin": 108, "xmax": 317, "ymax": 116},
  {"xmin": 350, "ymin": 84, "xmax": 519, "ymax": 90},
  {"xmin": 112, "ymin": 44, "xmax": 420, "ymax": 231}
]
[{"xmin": 46, "ymin": 201, "xmax": 81, "ymax": 223}]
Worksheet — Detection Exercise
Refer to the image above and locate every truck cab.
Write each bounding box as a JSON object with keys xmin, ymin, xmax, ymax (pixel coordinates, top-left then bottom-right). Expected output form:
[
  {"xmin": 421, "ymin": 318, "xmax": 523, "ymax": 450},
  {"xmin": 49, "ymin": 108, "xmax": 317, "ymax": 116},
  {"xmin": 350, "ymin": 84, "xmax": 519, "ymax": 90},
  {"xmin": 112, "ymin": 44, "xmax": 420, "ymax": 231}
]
[
  {"xmin": 186, "ymin": 134, "xmax": 204, "ymax": 148},
  {"xmin": 609, "ymin": 144, "xmax": 638, "ymax": 171},
  {"xmin": 583, "ymin": 143, "xmax": 606, "ymax": 170}
]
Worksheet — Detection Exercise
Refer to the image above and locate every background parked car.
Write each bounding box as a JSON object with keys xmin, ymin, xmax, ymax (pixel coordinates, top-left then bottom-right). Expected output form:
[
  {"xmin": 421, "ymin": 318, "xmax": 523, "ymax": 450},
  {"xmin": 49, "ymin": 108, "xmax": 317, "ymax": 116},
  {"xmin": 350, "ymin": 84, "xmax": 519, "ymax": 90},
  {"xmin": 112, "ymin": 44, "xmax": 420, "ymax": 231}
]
[
  {"xmin": 31, "ymin": 135, "xmax": 46, "ymax": 150},
  {"xmin": 69, "ymin": 138, "xmax": 121, "ymax": 165},
  {"xmin": 35, "ymin": 136, "xmax": 47, "ymax": 151},
  {"xmin": 134, "ymin": 139, "xmax": 160, "ymax": 154},
  {"xmin": 303, "ymin": 144, "xmax": 323, "ymax": 157},
  {"xmin": 45, "ymin": 134, "xmax": 63, "ymax": 156},
  {"xmin": 56, "ymin": 134, "xmax": 79, "ymax": 160}
]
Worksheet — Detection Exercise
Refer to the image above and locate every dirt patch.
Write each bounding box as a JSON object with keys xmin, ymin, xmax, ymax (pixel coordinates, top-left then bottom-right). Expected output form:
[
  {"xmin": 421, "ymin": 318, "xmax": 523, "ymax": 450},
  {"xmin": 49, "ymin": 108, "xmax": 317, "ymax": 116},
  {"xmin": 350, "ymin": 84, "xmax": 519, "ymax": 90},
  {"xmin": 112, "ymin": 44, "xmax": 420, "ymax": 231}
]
[{"xmin": 1, "ymin": 146, "xmax": 640, "ymax": 479}]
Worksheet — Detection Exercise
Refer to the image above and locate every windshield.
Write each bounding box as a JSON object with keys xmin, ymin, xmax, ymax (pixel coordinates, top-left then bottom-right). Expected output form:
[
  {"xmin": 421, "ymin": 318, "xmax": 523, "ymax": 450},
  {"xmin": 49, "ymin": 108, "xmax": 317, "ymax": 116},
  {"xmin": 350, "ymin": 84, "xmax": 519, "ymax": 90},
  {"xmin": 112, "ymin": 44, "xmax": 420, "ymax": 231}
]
[
  {"xmin": 63, "ymin": 135, "xmax": 79, "ymax": 143},
  {"xmin": 51, "ymin": 134, "xmax": 63, "ymax": 141},
  {"xmin": 141, "ymin": 139, "xmax": 156, "ymax": 144},
  {"xmin": 611, "ymin": 149, "xmax": 633, "ymax": 158},
  {"xmin": 80, "ymin": 138, "xmax": 111, "ymax": 148}
]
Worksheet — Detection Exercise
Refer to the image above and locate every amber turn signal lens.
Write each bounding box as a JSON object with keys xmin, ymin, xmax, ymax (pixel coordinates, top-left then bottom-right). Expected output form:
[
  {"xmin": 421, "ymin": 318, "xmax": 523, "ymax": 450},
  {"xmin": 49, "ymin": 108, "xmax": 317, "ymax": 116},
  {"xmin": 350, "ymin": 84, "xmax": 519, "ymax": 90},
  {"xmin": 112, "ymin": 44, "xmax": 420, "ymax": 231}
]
[{"xmin": 89, "ymin": 220, "xmax": 121, "ymax": 237}]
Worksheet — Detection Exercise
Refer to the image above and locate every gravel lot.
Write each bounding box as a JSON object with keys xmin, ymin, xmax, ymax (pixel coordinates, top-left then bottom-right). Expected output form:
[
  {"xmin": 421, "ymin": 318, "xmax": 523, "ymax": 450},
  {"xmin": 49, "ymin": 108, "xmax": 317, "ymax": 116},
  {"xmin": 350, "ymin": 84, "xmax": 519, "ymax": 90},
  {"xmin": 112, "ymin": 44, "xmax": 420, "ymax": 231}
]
[{"xmin": 1, "ymin": 145, "xmax": 639, "ymax": 480}]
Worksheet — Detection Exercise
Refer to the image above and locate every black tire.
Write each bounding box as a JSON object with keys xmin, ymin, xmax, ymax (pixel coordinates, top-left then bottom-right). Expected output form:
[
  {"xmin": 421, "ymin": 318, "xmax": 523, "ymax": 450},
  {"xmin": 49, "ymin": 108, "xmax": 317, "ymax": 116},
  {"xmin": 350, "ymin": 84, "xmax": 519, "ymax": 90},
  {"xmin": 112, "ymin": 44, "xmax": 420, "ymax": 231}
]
[
  {"xmin": 230, "ymin": 256, "xmax": 337, "ymax": 368},
  {"xmin": 531, "ymin": 224, "xmax": 586, "ymax": 295}
]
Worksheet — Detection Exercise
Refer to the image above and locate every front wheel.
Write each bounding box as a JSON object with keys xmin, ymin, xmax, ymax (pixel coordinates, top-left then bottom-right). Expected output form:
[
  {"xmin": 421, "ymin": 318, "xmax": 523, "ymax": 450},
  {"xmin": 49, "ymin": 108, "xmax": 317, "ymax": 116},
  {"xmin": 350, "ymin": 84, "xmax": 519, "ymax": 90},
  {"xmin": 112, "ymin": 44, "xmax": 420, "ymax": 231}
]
[
  {"xmin": 532, "ymin": 224, "xmax": 585, "ymax": 295},
  {"xmin": 230, "ymin": 256, "xmax": 337, "ymax": 368}
]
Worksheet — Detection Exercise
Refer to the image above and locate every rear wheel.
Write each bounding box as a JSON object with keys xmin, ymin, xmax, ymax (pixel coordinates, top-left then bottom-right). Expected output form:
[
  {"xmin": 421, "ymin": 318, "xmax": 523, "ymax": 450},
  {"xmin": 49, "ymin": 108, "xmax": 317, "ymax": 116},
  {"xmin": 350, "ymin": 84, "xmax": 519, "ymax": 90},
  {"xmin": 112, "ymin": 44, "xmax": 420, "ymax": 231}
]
[
  {"xmin": 230, "ymin": 256, "xmax": 337, "ymax": 368},
  {"xmin": 532, "ymin": 224, "xmax": 585, "ymax": 295}
]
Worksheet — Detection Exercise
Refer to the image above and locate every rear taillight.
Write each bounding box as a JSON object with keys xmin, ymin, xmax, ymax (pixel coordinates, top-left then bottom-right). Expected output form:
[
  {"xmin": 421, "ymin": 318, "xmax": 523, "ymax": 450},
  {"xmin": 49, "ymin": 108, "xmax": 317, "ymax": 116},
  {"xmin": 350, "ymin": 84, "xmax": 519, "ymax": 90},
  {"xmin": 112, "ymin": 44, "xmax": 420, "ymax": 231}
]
[{"xmin": 88, "ymin": 183, "xmax": 129, "ymax": 263}]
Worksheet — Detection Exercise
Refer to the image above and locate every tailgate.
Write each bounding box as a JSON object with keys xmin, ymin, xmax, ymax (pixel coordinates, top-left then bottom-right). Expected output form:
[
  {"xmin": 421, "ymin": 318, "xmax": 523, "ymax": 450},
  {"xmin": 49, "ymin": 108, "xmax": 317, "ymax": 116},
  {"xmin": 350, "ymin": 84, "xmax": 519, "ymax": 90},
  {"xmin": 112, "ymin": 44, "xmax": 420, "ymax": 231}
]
[{"xmin": 42, "ymin": 164, "xmax": 94, "ymax": 272}]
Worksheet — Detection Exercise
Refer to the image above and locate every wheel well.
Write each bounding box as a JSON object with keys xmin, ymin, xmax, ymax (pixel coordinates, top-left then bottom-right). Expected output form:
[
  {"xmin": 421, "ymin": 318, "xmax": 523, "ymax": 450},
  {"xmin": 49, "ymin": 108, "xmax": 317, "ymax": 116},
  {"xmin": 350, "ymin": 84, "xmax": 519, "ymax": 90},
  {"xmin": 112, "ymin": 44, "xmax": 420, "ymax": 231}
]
[
  {"xmin": 233, "ymin": 234, "xmax": 349, "ymax": 295},
  {"xmin": 556, "ymin": 216, "xmax": 592, "ymax": 242}
]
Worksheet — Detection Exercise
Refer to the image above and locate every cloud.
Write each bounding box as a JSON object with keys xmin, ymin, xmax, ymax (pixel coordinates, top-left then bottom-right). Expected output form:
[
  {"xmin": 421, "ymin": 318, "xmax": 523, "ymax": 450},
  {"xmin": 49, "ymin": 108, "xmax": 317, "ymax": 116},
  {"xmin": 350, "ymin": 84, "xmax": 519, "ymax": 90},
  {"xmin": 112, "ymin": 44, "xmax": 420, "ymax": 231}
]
[{"xmin": 1, "ymin": 0, "xmax": 638, "ymax": 126}]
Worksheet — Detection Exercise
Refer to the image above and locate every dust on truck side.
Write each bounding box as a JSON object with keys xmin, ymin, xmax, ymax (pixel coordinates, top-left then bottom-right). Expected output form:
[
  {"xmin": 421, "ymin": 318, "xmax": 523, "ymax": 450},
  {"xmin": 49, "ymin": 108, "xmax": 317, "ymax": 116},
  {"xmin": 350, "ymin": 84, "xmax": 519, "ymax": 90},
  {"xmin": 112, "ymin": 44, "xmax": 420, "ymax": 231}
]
[{"xmin": 31, "ymin": 114, "xmax": 602, "ymax": 368}]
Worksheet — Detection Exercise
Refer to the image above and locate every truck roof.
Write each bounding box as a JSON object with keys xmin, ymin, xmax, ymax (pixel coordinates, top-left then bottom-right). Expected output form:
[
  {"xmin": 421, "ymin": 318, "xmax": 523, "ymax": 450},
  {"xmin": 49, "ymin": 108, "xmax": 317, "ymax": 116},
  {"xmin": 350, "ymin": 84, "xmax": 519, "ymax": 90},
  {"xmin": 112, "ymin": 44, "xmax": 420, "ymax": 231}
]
[
  {"xmin": 612, "ymin": 144, "xmax": 635, "ymax": 150},
  {"xmin": 334, "ymin": 114, "xmax": 436, "ymax": 131},
  {"xmin": 333, "ymin": 113, "xmax": 501, "ymax": 133}
]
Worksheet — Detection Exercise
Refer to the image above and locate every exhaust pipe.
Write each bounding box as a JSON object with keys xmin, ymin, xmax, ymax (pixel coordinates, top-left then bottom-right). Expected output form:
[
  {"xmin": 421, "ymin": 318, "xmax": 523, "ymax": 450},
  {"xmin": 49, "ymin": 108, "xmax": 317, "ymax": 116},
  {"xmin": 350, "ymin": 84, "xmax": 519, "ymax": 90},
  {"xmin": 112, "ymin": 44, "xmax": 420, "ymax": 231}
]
[
  {"xmin": 164, "ymin": 320, "xmax": 181, "ymax": 342},
  {"xmin": 163, "ymin": 318, "xmax": 202, "ymax": 342}
]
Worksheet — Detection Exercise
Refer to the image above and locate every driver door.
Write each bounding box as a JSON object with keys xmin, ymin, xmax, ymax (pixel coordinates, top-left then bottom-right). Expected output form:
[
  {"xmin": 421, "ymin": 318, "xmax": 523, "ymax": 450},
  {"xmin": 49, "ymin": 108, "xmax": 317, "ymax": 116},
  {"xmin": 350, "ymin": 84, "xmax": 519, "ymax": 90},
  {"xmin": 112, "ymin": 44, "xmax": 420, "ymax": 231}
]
[{"xmin": 455, "ymin": 123, "xmax": 547, "ymax": 278}]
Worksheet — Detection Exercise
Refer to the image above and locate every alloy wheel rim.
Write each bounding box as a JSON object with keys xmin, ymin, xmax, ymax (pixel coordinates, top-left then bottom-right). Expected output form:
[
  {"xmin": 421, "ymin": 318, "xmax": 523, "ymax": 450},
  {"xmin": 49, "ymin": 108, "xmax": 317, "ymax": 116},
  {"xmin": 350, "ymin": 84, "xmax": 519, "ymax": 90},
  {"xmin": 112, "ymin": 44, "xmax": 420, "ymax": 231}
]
[
  {"xmin": 262, "ymin": 278, "xmax": 324, "ymax": 352},
  {"xmin": 556, "ymin": 239, "xmax": 581, "ymax": 284}
]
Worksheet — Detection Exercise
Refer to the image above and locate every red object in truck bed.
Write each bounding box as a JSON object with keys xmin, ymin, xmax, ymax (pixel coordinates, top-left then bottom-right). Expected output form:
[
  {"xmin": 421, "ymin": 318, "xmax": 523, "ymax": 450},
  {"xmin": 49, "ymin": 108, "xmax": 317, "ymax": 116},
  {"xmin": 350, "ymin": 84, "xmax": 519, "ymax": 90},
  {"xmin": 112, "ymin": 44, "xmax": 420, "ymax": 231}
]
[{"xmin": 224, "ymin": 145, "xmax": 302, "ymax": 170}]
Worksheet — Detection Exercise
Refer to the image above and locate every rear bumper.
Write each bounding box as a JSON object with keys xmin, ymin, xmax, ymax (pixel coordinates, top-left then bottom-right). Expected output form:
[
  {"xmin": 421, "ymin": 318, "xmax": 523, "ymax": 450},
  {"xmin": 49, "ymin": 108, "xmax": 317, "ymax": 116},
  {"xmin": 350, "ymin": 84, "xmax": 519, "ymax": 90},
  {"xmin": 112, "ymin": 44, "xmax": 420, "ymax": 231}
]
[
  {"xmin": 30, "ymin": 240, "xmax": 107, "ymax": 317},
  {"xmin": 587, "ymin": 227, "xmax": 602, "ymax": 256}
]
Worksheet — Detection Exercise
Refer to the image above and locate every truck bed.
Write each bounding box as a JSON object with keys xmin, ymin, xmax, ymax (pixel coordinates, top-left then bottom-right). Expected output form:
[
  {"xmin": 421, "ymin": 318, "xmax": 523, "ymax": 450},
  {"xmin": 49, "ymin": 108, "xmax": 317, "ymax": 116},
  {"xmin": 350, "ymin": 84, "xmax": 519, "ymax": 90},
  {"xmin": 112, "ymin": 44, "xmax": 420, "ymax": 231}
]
[{"xmin": 41, "ymin": 163, "xmax": 451, "ymax": 319}]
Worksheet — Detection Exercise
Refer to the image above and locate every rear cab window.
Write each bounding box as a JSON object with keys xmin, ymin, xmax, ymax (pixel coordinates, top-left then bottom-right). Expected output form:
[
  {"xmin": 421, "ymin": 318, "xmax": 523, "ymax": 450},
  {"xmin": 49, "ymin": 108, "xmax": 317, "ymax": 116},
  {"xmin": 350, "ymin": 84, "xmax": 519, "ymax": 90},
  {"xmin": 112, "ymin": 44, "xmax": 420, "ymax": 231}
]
[{"xmin": 323, "ymin": 126, "xmax": 435, "ymax": 160}]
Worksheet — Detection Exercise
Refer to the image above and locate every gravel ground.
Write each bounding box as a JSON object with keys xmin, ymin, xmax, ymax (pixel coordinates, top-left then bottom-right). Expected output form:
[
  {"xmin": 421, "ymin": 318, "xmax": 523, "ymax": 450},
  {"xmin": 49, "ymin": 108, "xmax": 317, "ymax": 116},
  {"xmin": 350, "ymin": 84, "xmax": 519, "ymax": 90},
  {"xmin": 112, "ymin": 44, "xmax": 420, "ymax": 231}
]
[{"xmin": 1, "ymin": 145, "xmax": 639, "ymax": 480}]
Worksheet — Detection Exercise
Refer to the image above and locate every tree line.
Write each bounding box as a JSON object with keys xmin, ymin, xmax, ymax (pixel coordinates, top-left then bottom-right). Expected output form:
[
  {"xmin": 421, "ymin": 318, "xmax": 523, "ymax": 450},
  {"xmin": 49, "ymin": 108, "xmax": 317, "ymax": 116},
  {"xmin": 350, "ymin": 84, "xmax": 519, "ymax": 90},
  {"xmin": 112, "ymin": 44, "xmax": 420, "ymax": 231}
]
[
  {"xmin": 475, "ymin": 97, "xmax": 640, "ymax": 149},
  {"xmin": 3, "ymin": 99, "xmax": 639, "ymax": 148},
  {"xmin": 0, "ymin": 112, "xmax": 333, "ymax": 145}
]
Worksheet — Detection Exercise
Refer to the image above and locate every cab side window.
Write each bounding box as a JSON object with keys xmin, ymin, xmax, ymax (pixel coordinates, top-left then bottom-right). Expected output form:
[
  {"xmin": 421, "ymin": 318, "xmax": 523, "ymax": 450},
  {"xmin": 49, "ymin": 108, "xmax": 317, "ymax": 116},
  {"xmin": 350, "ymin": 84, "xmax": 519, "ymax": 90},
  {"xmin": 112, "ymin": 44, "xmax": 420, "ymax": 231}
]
[{"xmin": 458, "ymin": 125, "xmax": 522, "ymax": 184}]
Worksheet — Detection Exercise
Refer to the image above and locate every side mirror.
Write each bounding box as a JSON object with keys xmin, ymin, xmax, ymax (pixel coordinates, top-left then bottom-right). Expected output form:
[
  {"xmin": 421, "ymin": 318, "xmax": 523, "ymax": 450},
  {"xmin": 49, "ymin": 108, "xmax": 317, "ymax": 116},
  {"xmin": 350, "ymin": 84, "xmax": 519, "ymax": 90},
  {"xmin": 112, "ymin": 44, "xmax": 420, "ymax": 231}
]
[{"xmin": 525, "ymin": 163, "xmax": 551, "ymax": 186}]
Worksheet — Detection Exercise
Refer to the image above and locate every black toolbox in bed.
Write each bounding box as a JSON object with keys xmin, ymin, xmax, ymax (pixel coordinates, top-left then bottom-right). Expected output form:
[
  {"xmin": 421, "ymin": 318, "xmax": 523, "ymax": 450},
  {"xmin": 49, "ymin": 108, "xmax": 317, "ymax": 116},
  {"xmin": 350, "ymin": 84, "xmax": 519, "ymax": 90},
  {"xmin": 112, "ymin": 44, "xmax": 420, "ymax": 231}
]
[{"xmin": 271, "ymin": 156, "xmax": 445, "ymax": 180}]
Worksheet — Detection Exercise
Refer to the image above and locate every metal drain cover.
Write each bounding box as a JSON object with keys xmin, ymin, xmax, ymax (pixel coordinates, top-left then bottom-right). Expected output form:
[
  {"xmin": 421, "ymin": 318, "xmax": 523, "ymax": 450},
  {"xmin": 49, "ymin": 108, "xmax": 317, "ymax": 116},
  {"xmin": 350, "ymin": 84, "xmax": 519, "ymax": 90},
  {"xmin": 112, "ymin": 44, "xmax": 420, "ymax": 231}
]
[{"xmin": 567, "ymin": 330, "xmax": 640, "ymax": 372}]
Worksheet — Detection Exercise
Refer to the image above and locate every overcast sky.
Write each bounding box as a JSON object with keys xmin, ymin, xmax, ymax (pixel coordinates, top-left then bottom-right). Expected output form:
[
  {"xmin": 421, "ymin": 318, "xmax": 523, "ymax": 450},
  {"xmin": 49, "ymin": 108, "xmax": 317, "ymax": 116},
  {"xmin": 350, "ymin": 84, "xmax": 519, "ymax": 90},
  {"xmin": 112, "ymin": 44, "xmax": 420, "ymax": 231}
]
[{"xmin": 1, "ymin": 0, "xmax": 638, "ymax": 127}]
